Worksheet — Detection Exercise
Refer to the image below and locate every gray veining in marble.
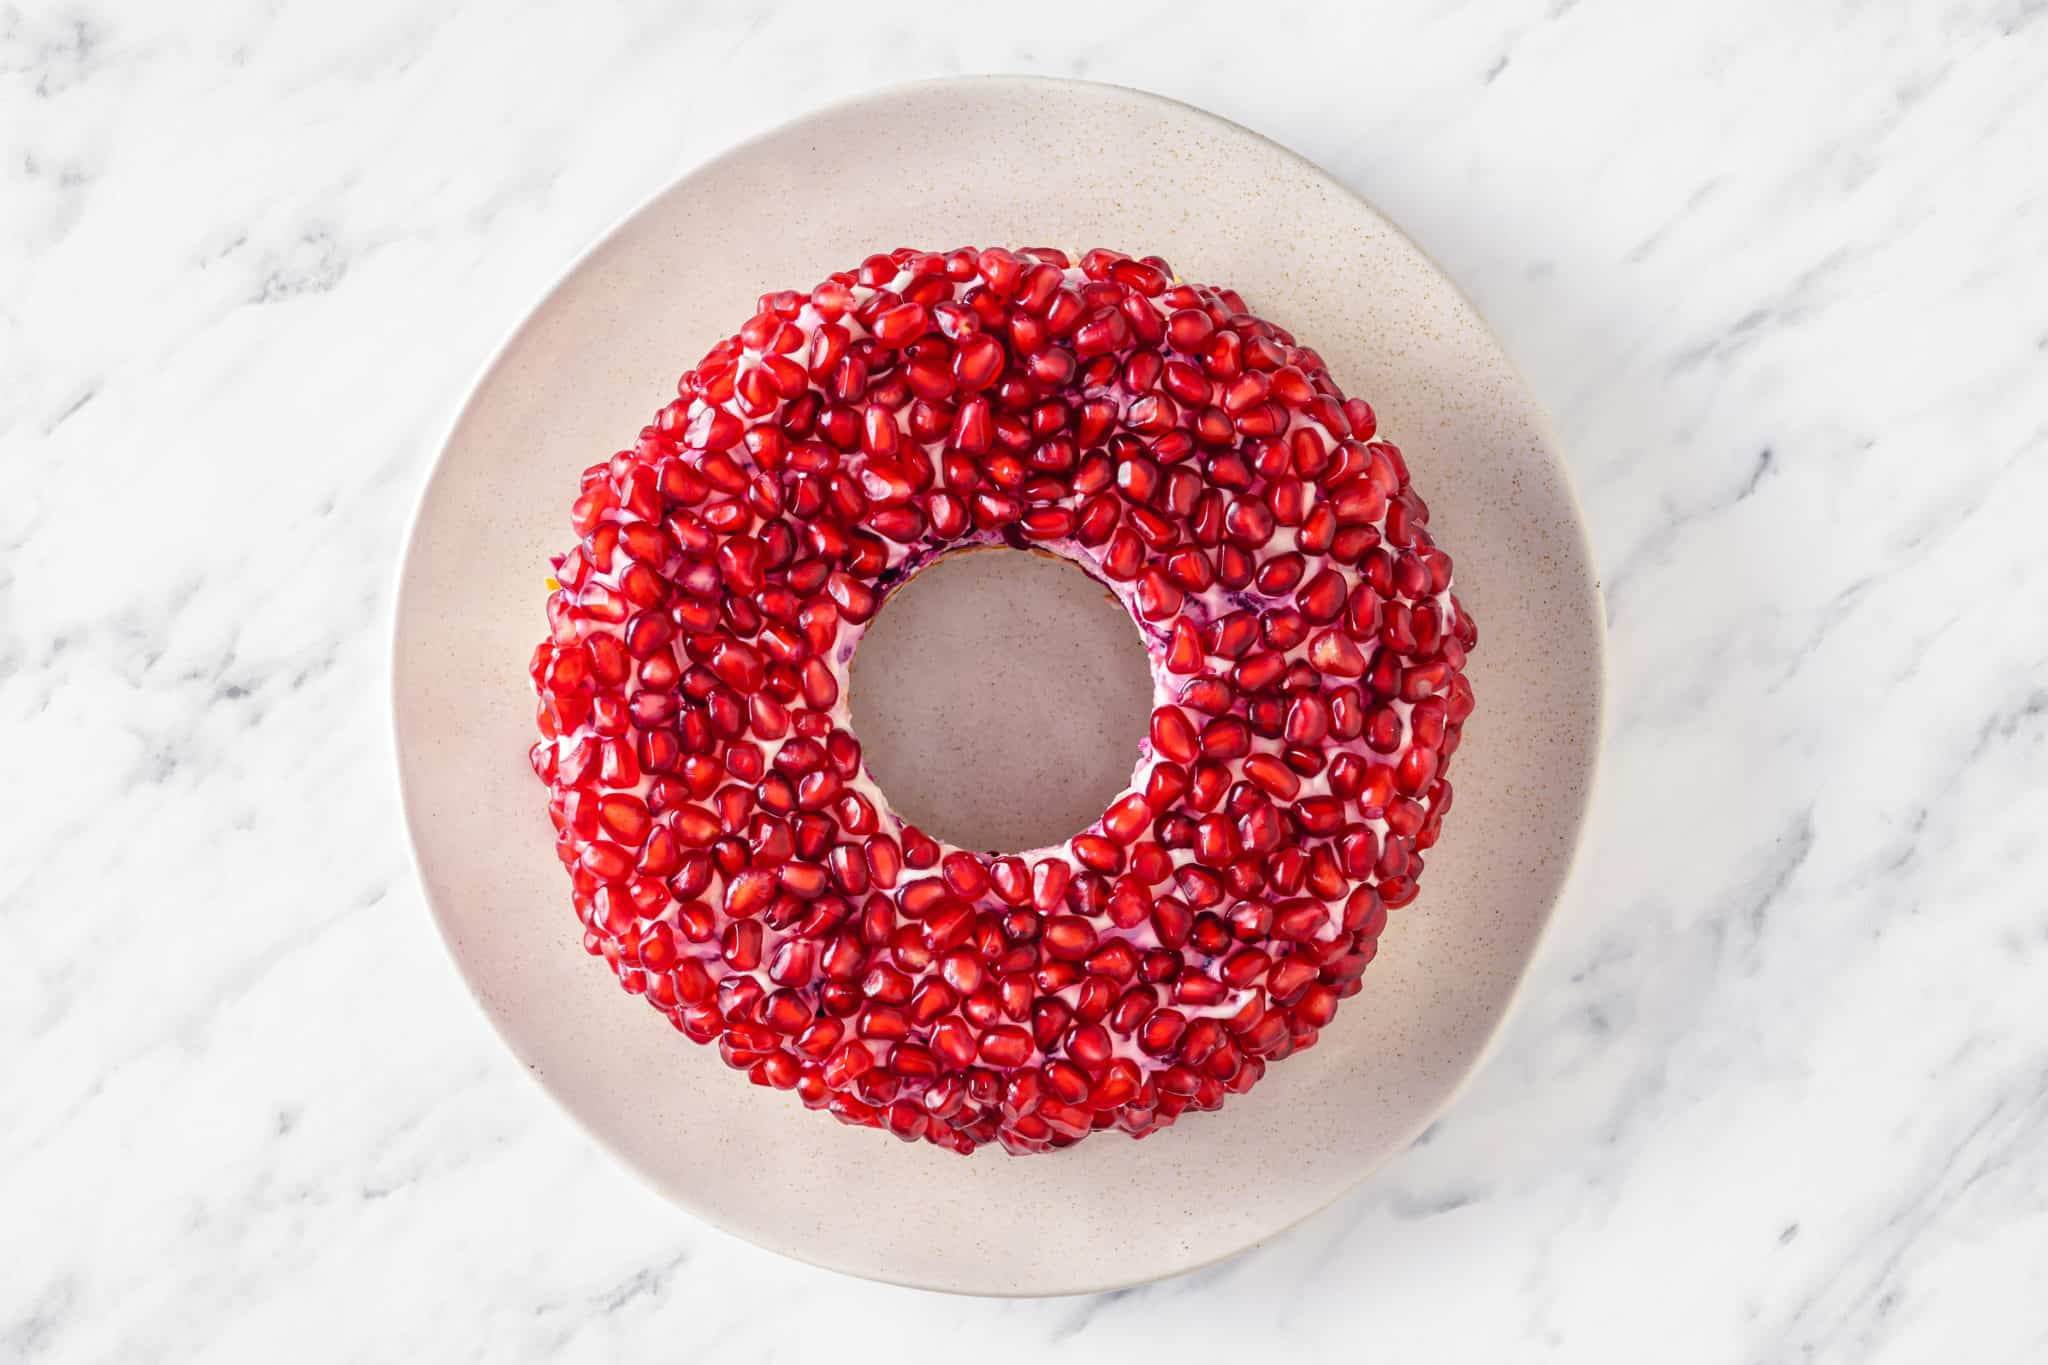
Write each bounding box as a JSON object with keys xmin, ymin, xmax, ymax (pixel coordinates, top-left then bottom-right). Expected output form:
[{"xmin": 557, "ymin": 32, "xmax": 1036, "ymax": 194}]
[{"xmin": 4, "ymin": 1, "xmax": 2046, "ymax": 1361}]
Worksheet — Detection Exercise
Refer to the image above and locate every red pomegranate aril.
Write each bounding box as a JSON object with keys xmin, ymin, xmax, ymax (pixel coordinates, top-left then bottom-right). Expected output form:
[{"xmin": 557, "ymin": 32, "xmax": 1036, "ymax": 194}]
[
  {"xmin": 1360, "ymin": 767, "xmax": 1399, "ymax": 821},
  {"xmin": 1106, "ymin": 881, "xmax": 1152, "ymax": 930},
  {"xmin": 921, "ymin": 902, "xmax": 976, "ymax": 955},
  {"xmin": 1069, "ymin": 833, "xmax": 1124, "ymax": 875},
  {"xmin": 1294, "ymin": 796, "xmax": 1345, "ymax": 836},
  {"xmin": 1228, "ymin": 899, "xmax": 1274, "ymax": 940},
  {"xmin": 1366, "ymin": 705, "xmax": 1404, "ymax": 754},
  {"xmin": 578, "ymin": 841, "xmax": 634, "ymax": 882},
  {"xmin": 1308, "ymin": 629, "xmax": 1368, "ymax": 677},
  {"xmin": 1158, "ymin": 305, "xmax": 1213, "ymax": 352},
  {"xmin": 920, "ymin": 1017, "xmax": 973, "ymax": 1070},
  {"xmin": 1238, "ymin": 804, "xmax": 1285, "ymax": 855},
  {"xmin": 932, "ymin": 946, "xmax": 984, "ymax": 996},
  {"xmin": 1063, "ymin": 1023, "xmax": 1112, "ymax": 1068},
  {"xmin": 1085, "ymin": 935, "xmax": 1140, "ymax": 979},
  {"xmin": 1106, "ymin": 986, "xmax": 1156, "ymax": 1036},
  {"xmin": 1237, "ymin": 754, "xmax": 1298, "ymax": 802},
  {"xmin": 1380, "ymin": 876, "xmax": 1420, "ymax": 909},
  {"xmin": 1220, "ymin": 371, "xmax": 1270, "ymax": 416},
  {"xmin": 1323, "ymin": 752, "xmax": 1365, "ymax": 801},
  {"xmin": 1176, "ymin": 865, "xmax": 1224, "ymax": 909},
  {"xmin": 1272, "ymin": 902, "xmax": 1327, "ymax": 943},
  {"xmin": 1395, "ymin": 745, "xmax": 1438, "ymax": 796},
  {"xmin": 1183, "ymin": 760, "xmax": 1229, "ymax": 814},
  {"xmin": 1162, "ymin": 546, "xmax": 1212, "ymax": 592},
  {"xmin": 596, "ymin": 793, "xmax": 652, "ymax": 845},
  {"xmin": 1137, "ymin": 890, "xmax": 1189, "ymax": 948},
  {"xmin": 1160, "ymin": 466, "xmax": 1202, "ymax": 517},
  {"xmin": 1091, "ymin": 793, "xmax": 1153, "ymax": 849},
  {"xmin": 1231, "ymin": 651, "xmax": 1286, "ymax": 695},
  {"xmin": 778, "ymin": 860, "xmax": 830, "ymax": 900},
  {"xmin": 713, "ymin": 916, "xmax": 762, "ymax": 970},
  {"xmin": 1027, "ymin": 994, "xmax": 1075, "ymax": 1051},
  {"xmin": 979, "ymin": 1026, "xmax": 1034, "ymax": 1068},
  {"xmin": 822, "ymin": 843, "xmax": 868, "ymax": 894},
  {"xmin": 900, "ymin": 877, "xmax": 952, "ymax": 919},
  {"xmin": 948, "ymin": 333, "xmax": 1005, "ymax": 391},
  {"xmin": 1199, "ymin": 717, "xmax": 1251, "ymax": 760},
  {"xmin": 1192, "ymin": 814, "xmax": 1237, "ymax": 866},
  {"xmin": 1020, "ymin": 505, "xmax": 1075, "ymax": 540},
  {"xmin": 1409, "ymin": 698, "xmax": 1448, "ymax": 751},
  {"xmin": 1133, "ymin": 569, "xmax": 1183, "ymax": 621},
  {"xmin": 1042, "ymin": 915, "xmax": 1098, "ymax": 961},
  {"xmin": 977, "ymin": 855, "xmax": 1027, "ymax": 907},
  {"xmin": 820, "ymin": 1039, "xmax": 875, "ymax": 1088},
  {"xmin": 1031, "ymin": 858, "xmax": 1071, "ymax": 915},
  {"xmin": 871, "ymin": 300, "xmax": 930, "ymax": 349},
  {"xmin": 1138, "ymin": 1008, "xmax": 1189, "ymax": 1058},
  {"xmin": 1148, "ymin": 706, "xmax": 1199, "ymax": 764},
  {"xmin": 859, "ymin": 1003, "xmax": 910, "ymax": 1041}
]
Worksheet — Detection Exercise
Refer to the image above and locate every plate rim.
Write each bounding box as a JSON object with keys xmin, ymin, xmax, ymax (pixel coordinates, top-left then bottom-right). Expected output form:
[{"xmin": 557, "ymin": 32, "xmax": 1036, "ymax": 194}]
[{"xmin": 390, "ymin": 72, "xmax": 1608, "ymax": 1296}]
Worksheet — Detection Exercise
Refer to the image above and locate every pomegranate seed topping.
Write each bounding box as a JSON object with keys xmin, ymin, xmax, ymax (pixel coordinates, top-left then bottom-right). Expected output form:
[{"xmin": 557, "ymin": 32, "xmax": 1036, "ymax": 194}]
[{"xmin": 533, "ymin": 246, "xmax": 1473, "ymax": 1153}]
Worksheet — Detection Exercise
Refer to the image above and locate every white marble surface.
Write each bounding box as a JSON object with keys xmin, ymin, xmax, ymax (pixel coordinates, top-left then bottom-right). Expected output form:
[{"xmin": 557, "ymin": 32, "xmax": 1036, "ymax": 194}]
[{"xmin": 5, "ymin": 1, "xmax": 2045, "ymax": 1359}]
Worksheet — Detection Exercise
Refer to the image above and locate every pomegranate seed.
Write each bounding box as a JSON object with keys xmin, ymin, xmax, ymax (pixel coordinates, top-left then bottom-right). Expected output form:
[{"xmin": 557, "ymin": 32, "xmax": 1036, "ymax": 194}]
[
  {"xmin": 979, "ymin": 1026, "xmax": 1033, "ymax": 1068},
  {"xmin": 1042, "ymin": 915, "xmax": 1099, "ymax": 961},
  {"xmin": 1308, "ymin": 629, "xmax": 1368, "ymax": 677},
  {"xmin": 1396, "ymin": 745, "xmax": 1438, "ymax": 796},
  {"xmin": 596, "ymin": 793, "xmax": 652, "ymax": 845},
  {"xmin": 1150, "ymin": 706, "xmax": 1198, "ymax": 763},
  {"xmin": 1242, "ymin": 754, "xmax": 1301, "ymax": 801},
  {"xmin": 871, "ymin": 301, "xmax": 929, "ymax": 348},
  {"xmin": 1138, "ymin": 1008, "xmax": 1188, "ymax": 1057}
]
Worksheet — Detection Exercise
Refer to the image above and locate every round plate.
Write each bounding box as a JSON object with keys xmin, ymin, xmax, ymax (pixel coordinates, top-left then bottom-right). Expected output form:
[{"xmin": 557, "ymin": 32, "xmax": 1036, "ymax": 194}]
[{"xmin": 393, "ymin": 75, "xmax": 1603, "ymax": 1295}]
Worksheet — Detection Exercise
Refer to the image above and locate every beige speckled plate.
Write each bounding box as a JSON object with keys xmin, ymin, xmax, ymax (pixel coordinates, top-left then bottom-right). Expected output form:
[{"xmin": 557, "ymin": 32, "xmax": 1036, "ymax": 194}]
[{"xmin": 393, "ymin": 76, "xmax": 1603, "ymax": 1296}]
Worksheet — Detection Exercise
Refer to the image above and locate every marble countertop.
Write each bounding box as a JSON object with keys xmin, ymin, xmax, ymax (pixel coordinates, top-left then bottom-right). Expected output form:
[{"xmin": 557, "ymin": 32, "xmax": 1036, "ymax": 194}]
[{"xmin": 6, "ymin": 2, "xmax": 2045, "ymax": 1361}]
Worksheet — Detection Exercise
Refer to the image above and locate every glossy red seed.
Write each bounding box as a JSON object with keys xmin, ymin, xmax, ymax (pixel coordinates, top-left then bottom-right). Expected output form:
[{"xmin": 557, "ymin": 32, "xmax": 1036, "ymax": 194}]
[
  {"xmin": 1242, "ymin": 754, "xmax": 1300, "ymax": 800},
  {"xmin": 1071, "ymin": 834, "xmax": 1123, "ymax": 874},
  {"xmin": 1042, "ymin": 915, "xmax": 1099, "ymax": 961},
  {"xmin": 1396, "ymin": 745, "xmax": 1438, "ymax": 796},
  {"xmin": 979, "ymin": 1026, "xmax": 1033, "ymax": 1068},
  {"xmin": 1031, "ymin": 858, "xmax": 1070, "ymax": 914},
  {"xmin": 1095, "ymin": 793, "xmax": 1151, "ymax": 846},
  {"xmin": 1308, "ymin": 630, "xmax": 1367, "ymax": 677},
  {"xmin": 1150, "ymin": 706, "xmax": 1198, "ymax": 763}
]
